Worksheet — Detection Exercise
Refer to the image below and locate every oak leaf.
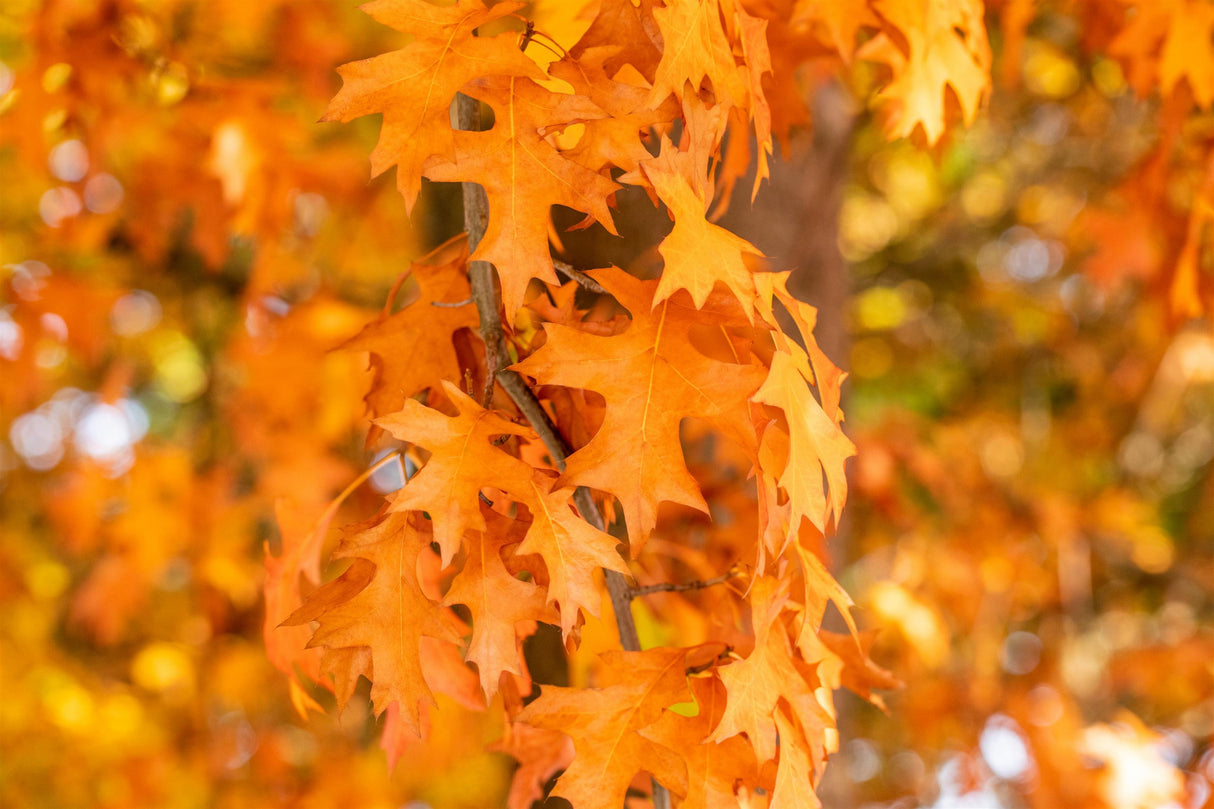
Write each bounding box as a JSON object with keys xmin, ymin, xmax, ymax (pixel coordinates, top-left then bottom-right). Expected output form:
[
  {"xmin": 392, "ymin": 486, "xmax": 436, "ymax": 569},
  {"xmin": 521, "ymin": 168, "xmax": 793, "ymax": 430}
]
[
  {"xmin": 518, "ymin": 647, "xmax": 692, "ymax": 809},
  {"xmin": 1111, "ymin": 0, "xmax": 1214, "ymax": 108},
  {"xmin": 790, "ymin": 0, "xmax": 877, "ymax": 60},
  {"xmin": 709, "ymin": 577, "xmax": 818, "ymax": 763},
  {"xmin": 859, "ymin": 0, "xmax": 991, "ymax": 143},
  {"xmin": 263, "ymin": 500, "xmax": 329, "ymax": 714},
  {"xmin": 513, "ymin": 268, "xmax": 766, "ymax": 546},
  {"xmin": 641, "ymin": 129, "xmax": 763, "ymax": 317},
  {"xmin": 424, "ymin": 76, "xmax": 621, "ymax": 315},
  {"xmin": 771, "ymin": 706, "xmax": 822, "ymax": 809},
  {"xmin": 321, "ymin": 0, "xmax": 544, "ymax": 210},
  {"xmin": 649, "ymin": 0, "xmax": 747, "ymax": 108},
  {"xmin": 517, "ymin": 478, "xmax": 630, "ymax": 639},
  {"xmin": 341, "ymin": 242, "xmax": 478, "ymax": 427},
  {"xmin": 819, "ymin": 629, "xmax": 903, "ymax": 710},
  {"xmin": 568, "ymin": 0, "xmax": 663, "ymax": 80},
  {"xmin": 493, "ymin": 720, "xmax": 576, "ymax": 809},
  {"xmin": 283, "ymin": 511, "xmax": 461, "ymax": 735},
  {"xmin": 735, "ymin": 6, "xmax": 774, "ymax": 192},
  {"xmin": 550, "ymin": 47, "xmax": 678, "ymax": 176},
  {"xmin": 639, "ymin": 675, "xmax": 760, "ymax": 809},
  {"xmin": 754, "ymin": 343, "xmax": 855, "ymax": 538},
  {"xmin": 443, "ymin": 509, "xmax": 555, "ymax": 697},
  {"xmin": 377, "ymin": 380, "xmax": 533, "ymax": 565}
]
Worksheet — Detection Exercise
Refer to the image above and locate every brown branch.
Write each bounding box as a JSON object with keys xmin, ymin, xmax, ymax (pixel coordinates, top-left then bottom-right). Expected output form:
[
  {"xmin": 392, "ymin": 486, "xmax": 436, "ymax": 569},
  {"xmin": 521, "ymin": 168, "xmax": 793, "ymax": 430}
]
[
  {"xmin": 454, "ymin": 94, "xmax": 500, "ymax": 409},
  {"xmin": 454, "ymin": 89, "xmax": 664, "ymax": 809},
  {"xmin": 629, "ymin": 569, "xmax": 742, "ymax": 599},
  {"xmin": 453, "ymin": 92, "xmax": 643, "ymax": 652}
]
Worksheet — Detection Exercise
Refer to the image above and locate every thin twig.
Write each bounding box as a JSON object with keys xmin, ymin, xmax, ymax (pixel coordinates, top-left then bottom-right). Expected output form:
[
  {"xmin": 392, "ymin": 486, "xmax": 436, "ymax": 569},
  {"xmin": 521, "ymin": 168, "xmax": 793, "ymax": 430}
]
[
  {"xmin": 431, "ymin": 298, "xmax": 473, "ymax": 308},
  {"xmin": 629, "ymin": 569, "xmax": 742, "ymax": 599},
  {"xmin": 553, "ymin": 259, "xmax": 609, "ymax": 295},
  {"xmin": 454, "ymin": 88, "xmax": 665, "ymax": 809}
]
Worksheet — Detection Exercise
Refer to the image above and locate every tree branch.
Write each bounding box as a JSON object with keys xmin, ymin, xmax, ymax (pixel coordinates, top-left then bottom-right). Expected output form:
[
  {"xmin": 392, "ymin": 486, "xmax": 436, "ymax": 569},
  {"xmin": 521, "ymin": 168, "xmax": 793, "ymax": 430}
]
[
  {"xmin": 629, "ymin": 569, "xmax": 741, "ymax": 599},
  {"xmin": 454, "ymin": 94, "xmax": 501, "ymax": 409},
  {"xmin": 454, "ymin": 90, "xmax": 664, "ymax": 809},
  {"xmin": 452, "ymin": 94, "xmax": 642, "ymax": 651}
]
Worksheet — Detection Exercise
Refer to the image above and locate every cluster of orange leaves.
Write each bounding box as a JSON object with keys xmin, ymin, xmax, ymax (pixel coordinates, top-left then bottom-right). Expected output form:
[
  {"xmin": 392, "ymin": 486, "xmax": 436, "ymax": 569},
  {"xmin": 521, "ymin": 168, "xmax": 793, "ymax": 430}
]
[
  {"xmin": 1076, "ymin": 0, "xmax": 1214, "ymax": 317},
  {"xmin": 261, "ymin": 0, "xmax": 993, "ymax": 805}
]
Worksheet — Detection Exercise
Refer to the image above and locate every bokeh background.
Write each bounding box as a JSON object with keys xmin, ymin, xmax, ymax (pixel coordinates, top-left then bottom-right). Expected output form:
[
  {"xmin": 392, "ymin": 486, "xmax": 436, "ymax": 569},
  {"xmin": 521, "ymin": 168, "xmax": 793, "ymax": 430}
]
[{"xmin": 2, "ymin": 2, "xmax": 1213, "ymax": 808}]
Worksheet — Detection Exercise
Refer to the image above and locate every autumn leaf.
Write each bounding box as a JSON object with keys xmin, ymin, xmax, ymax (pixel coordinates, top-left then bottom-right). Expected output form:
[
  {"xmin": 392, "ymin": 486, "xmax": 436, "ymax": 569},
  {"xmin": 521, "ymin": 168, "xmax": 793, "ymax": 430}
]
[
  {"xmin": 709, "ymin": 577, "xmax": 823, "ymax": 764},
  {"xmin": 648, "ymin": 0, "xmax": 747, "ymax": 108},
  {"xmin": 735, "ymin": 6, "xmax": 774, "ymax": 192},
  {"xmin": 754, "ymin": 342, "xmax": 856, "ymax": 538},
  {"xmin": 493, "ymin": 719, "xmax": 576, "ymax": 809},
  {"xmin": 818, "ymin": 629, "xmax": 902, "ymax": 710},
  {"xmin": 443, "ymin": 508, "xmax": 555, "ymax": 697},
  {"xmin": 550, "ymin": 47, "xmax": 678, "ymax": 176},
  {"xmin": 263, "ymin": 500, "xmax": 329, "ymax": 713},
  {"xmin": 639, "ymin": 675, "xmax": 760, "ymax": 809},
  {"xmin": 340, "ymin": 241, "xmax": 479, "ymax": 427},
  {"xmin": 1111, "ymin": 0, "xmax": 1214, "ymax": 108},
  {"xmin": 790, "ymin": 0, "xmax": 877, "ymax": 60},
  {"xmin": 793, "ymin": 535, "xmax": 859, "ymax": 648},
  {"xmin": 516, "ymin": 478, "xmax": 630, "ymax": 640},
  {"xmin": 424, "ymin": 75, "xmax": 621, "ymax": 316},
  {"xmin": 518, "ymin": 647, "xmax": 693, "ymax": 809},
  {"xmin": 771, "ymin": 705, "xmax": 822, "ymax": 809},
  {"xmin": 283, "ymin": 511, "xmax": 461, "ymax": 735},
  {"xmin": 322, "ymin": 0, "xmax": 545, "ymax": 210},
  {"xmin": 513, "ymin": 268, "xmax": 766, "ymax": 545},
  {"xmin": 639, "ymin": 122, "xmax": 763, "ymax": 316},
  {"xmin": 859, "ymin": 0, "xmax": 991, "ymax": 142},
  {"xmin": 568, "ymin": 0, "xmax": 663, "ymax": 80},
  {"xmin": 377, "ymin": 380, "xmax": 533, "ymax": 564}
]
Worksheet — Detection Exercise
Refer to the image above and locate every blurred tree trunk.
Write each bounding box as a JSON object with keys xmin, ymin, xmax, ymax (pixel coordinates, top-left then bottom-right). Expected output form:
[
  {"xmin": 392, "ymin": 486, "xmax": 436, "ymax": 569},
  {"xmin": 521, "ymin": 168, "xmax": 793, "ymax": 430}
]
[
  {"xmin": 722, "ymin": 82, "xmax": 858, "ymax": 808},
  {"xmin": 719, "ymin": 81, "xmax": 854, "ymax": 365}
]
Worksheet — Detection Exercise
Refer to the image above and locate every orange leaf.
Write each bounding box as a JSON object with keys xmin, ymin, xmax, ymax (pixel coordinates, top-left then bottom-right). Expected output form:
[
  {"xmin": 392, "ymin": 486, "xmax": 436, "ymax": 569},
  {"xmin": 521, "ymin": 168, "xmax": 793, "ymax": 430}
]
[
  {"xmin": 284, "ymin": 511, "xmax": 461, "ymax": 735},
  {"xmin": 377, "ymin": 380, "xmax": 533, "ymax": 565},
  {"xmin": 649, "ymin": 0, "xmax": 747, "ymax": 107},
  {"xmin": 518, "ymin": 647, "xmax": 693, "ymax": 809},
  {"xmin": 443, "ymin": 509, "xmax": 555, "ymax": 697},
  {"xmin": 639, "ymin": 675, "xmax": 760, "ymax": 809},
  {"xmin": 513, "ymin": 269, "xmax": 766, "ymax": 546},
  {"xmin": 424, "ymin": 76, "xmax": 621, "ymax": 315},
  {"xmin": 709, "ymin": 577, "xmax": 824, "ymax": 764},
  {"xmin": 341, "ymin": 243, "xmax": 478, "ymax": 427},
  {"xmin": 517, "ymin": 479, "xmax": 630, "ymax": 639},
  {"xmin": 640, "ymin": 122, "xmax": 763, "ymax": 317},
  {"xmin": 859, "ymin": 0, "xmax": 991, "ymax": 143},
  {"xmin": 322, "ymin": 0, "xmax": 544, "ymax": 210}
]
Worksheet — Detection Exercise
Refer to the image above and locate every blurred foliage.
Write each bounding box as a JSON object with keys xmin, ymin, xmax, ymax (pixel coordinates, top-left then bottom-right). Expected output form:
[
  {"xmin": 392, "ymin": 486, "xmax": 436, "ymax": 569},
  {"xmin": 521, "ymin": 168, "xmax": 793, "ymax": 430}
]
[
  {"xmin": 828, "ymin": 6, "xmax": 1214, "ymax": 806},
  {"xmin": 0, "ymin": 1, "xmax": 505, "ymax": 807},
  {"xmin": 1, "ymin": 1, "xmax": 1213, "ymax": 809}
]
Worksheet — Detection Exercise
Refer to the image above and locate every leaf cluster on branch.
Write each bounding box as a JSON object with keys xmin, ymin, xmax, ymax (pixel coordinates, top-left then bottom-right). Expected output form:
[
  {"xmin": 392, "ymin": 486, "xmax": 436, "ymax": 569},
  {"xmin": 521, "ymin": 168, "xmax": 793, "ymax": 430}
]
[{"xmin": 262, "ymin": 0, "xmax": 945, "ymax": 805}]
